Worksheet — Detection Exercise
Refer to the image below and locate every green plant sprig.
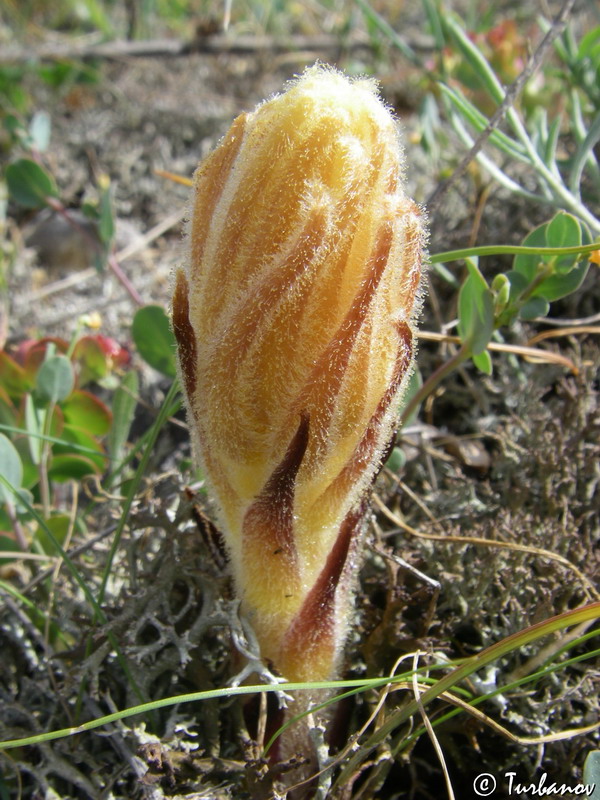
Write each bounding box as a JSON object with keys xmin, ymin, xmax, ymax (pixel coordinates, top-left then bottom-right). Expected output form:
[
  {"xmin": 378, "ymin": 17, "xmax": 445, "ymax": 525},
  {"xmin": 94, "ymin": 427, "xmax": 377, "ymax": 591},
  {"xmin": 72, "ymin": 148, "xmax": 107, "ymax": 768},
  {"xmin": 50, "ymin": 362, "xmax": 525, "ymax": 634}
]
[
  {"xmin": 334, "ymin": 602, "xmax": 600, "ymax": 786},
  {"xmin": 0, "ymin": 602, "xmax": 597, "ymax": 758},
  {"xmin": 434, "ymin": 10, "xmax": 600, "ymax": 235}
]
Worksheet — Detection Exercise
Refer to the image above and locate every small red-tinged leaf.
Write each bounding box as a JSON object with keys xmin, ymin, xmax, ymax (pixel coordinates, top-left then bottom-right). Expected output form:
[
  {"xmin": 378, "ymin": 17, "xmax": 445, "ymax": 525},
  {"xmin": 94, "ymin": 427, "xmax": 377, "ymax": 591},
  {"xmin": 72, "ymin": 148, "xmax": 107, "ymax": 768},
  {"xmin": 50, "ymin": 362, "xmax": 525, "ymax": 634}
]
[
  {"xmin": 0, "ymin": 350, "xmax": 31, "ymax": 399},
  {"xmin": 6, "ymin": 158, "xmax": 59, "ymax": 208},
  {"xmin": 92, "ymin": 335, "xmax": 130, "ymax": 368},
  {"xmin": 21, "ymin": 338, "xmax": 68, "ymax": 381},
  {"xmin": 48, "ymin": 453, "xmax": 101, "ymax": 482},
  {"xmin": 56, "ymin": 425, "xmax": 107, "ymax": 472},
  {"xmin": 71, "ymin": 336, "xmax": 109, "ymax": 386},
  {"xmin": 61, "ymin": 390, "xmax": 112, "ymax": 436}
]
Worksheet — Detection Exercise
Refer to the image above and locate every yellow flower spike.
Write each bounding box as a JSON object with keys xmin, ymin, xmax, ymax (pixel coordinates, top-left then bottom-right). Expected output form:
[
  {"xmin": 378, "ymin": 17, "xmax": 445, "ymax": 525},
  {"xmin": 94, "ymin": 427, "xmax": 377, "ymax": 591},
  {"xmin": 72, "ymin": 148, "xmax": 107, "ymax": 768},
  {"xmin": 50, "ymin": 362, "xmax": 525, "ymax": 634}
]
[{"xmin": 173, "ymin": 65, "xmax": 426, "ymax": 684}]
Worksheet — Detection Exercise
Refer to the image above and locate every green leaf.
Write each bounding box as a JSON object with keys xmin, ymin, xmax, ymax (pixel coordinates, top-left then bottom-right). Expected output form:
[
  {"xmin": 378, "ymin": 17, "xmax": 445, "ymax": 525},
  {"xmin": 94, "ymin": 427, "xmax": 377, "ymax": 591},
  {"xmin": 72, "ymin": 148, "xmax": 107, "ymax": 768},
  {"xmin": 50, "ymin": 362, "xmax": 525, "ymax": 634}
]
[
  {"xmin": 0, "ymin": 433, "xmax": 23, "ymax": 504},
  {"xmin": 36, "ymin": 355, "xmax": 74, "ymax": 403},
  {"xmin": 107, "ymin": 370, "xmax": 139, "ymax": 475},
  {"xmin": 431, "ymin": 261, "xmax": 460, "ymax": 289},
  {"xmin": 0, "ymin": 392, "xmax": 17, "ymax": 429},
  {"xmin": 72, "ymin": 337, "xmax": 109, "ymax": 386},
  {"xmin": 583, "ymin": 750, "xmax": 600, "ymax": 799},
  {"xmin": 32, "ymin": 513, "xmax": 71, "ymax": 554},
  {"xmin": 578, "ymin": 27, "xmax": 600, "ymax": 61},
  {"xmin": 519, "ymin": 296, "xmax": 550, "ymax": 320},
  {"xmin": 398, "ymin": 367, "xmax": 423, "ymax": 427},
  {"xmin": 385, "ymin": 446, "xmax": 406, "ymax": 473},
  {"xmin": 514, "ymin": 213, "xmax": 583, "ymax": 286},
  {"xmin": 14, "ymin": 436, "xmax": 39, "ymax": 490},
  {"xmin": 132, "ymin": 305, "xmax": 177, "ymax": 378},
  {"xmin": 48, "ymin": 453, "xmax": 101, "ymax": 482},
  {"xmin": 61, "ymin": 390, "xmax": 112, "ymax": 436},
  {"xmin": 504, "ymin": 269, "xmax": 529, "ymax": 302},
  {"xmin": 513, "ymin": 223, "xmax": 548, "ymax": 282},
  {"xmin": 531, "ymin": 258, "xmax": 590, "ymax": 302},
  {"xmin": 5, "ymin": 158, "xmax": 58, "ymax": 209},
  {"xmin": 55, "ymin": 426, "xmax": 107, "ymax": 472},
  {"xmin": 457, "ymin": 261, "xmax": 494, "ymax": 355},
  {"xmin": 472, "ymin": 350, "xmax": 493, "ymax": 375},
  {"xmin": 0, "ymin": 350, "xmax": 31, "ymax": 399},
  {"xmin": 545, "ymin": 212, "xmax": 582, "ymax": 273}
]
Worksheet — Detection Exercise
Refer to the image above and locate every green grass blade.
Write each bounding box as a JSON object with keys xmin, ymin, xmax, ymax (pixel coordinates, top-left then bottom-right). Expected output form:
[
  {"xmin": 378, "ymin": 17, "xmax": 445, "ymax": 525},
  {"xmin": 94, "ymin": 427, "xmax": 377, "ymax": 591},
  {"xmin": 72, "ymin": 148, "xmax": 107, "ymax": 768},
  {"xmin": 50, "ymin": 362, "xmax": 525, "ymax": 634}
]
[
  {"xmin": 569, "ymin": 112, "xmax": 600, "ymax": 194},
  {"xmin": 97, "ymin": 379, "xmax": 180, "ymax": 605},
  {"xmin": 422, "ymin": 0, "xmax": 445, "ymax": 50},
  {"xmin": 438, "ymin": 83, "xmax": 528, "ymax": 161},
  {"xmin": 441, "ymin": 14, "xmax": 505, "ymax": 104},
  {"xmin": 106, "ymin": 370, "xmax": 139, "ymax": 485},
  {"xmin": 448, "ymin": 112, "xmax": 549, "ymax": 203},
  {"xmin": 354, "ymin": 0, "xmax": 422, "ymax": 65}
]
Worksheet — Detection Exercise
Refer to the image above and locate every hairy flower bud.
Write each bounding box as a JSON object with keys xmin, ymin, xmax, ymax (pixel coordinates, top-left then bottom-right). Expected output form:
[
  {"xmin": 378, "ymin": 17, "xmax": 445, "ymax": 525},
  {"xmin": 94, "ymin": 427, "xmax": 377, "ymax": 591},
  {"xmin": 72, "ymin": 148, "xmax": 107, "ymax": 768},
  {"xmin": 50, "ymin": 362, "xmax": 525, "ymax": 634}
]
[{"xmin": 173, "ymin": 65, "xmax": 425, "ymax": 683}]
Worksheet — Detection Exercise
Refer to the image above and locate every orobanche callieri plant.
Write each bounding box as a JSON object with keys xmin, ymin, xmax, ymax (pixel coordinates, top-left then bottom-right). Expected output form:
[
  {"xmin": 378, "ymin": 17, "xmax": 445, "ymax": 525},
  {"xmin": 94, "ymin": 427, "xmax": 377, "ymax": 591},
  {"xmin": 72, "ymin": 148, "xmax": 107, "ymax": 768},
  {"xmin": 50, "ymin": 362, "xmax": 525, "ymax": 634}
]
[{"xmin": 173, "ymin": 65, "xmax": 425, "ymax": 684}]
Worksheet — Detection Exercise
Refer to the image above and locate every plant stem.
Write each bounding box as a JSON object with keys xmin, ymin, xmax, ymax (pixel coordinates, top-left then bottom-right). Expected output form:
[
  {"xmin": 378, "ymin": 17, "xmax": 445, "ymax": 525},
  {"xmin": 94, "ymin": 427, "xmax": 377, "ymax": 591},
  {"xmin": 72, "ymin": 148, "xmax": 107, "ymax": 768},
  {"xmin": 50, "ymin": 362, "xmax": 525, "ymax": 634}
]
[
  {"xmin": 429, "ymin": 241, "xmax": 599, "ymax": 265},
  {"xmin": 5, "ymin": 501, "xmax": 28, "ymax": 550},
  {"xmin": 400, "ymin": 342, "xmax": 470, "ymax": 428}
]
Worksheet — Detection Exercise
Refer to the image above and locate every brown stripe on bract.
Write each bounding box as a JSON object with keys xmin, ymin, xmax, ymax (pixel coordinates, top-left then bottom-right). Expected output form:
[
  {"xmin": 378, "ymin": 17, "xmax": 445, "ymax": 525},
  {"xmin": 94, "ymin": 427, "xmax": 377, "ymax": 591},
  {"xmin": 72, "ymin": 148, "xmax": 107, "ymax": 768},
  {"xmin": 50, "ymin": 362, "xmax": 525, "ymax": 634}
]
[
  {"xmin": 280, "ymin": 501, "xmax": 366, "ymax": 678},
  {"xmin": 242, "ymin": 412, "xmax": 310, "ymax": 566},
  {"xmin": 190, "ymin": 501, "xmax": 229, "ymax": 571},
  {"xmin": 311, "ymin": 320, "xmax": 413, "ymax": 512},
  {"xmin": 208, "ymin": 206, "xmax": 329, "ymax": 377},
  {"xmin": 295, "ymin": 220, "xmax": 395, "ymax": 453},
  {"xmin": 190, "ymin": 112, "xmax": 248, "ymax": 274},
  {"xmin": 172, "ymin": 269, "xmax": 198, "ymax": 400}
]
